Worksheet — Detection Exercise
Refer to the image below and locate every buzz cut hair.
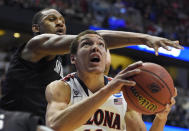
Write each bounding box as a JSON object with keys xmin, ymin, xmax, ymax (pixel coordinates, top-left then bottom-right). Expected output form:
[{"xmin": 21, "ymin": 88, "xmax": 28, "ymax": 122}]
[{"xmin": 32, "ymin": 8, "xmax": 59, "ymax": 25}]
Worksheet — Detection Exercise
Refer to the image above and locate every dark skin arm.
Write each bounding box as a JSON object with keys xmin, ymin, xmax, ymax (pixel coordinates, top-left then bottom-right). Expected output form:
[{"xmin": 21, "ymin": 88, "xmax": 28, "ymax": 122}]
[
  {"xmin": 21, "ymin": 34, "xmax": 76, "ymax": 62},
  {"xmin": 21, "ymin": 30, "xmax": 183, "ymax": 62}
]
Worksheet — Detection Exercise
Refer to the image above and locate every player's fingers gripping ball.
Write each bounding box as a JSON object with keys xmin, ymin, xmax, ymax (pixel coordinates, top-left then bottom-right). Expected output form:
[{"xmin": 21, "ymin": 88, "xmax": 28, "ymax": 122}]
[{"xmin": 122, "ymin": 62, "xmax": 175, "ymax": 115}]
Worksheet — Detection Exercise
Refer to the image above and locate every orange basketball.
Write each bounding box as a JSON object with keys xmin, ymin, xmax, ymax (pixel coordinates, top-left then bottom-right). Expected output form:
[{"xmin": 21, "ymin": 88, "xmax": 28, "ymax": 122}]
[{"xmin": 121, "ymin": 62, "xmax": 175, "ymax": 115}]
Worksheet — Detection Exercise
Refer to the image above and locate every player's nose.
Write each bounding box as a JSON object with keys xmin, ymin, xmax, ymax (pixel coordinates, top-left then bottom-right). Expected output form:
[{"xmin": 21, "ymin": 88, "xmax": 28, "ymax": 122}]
[
  {"xmin": 56, "ymin": 19, "xmax": 63, "ymax": 27},
  {"xmin": 91, "ymin": 44, "xmax": 100, "ymax": 52}
]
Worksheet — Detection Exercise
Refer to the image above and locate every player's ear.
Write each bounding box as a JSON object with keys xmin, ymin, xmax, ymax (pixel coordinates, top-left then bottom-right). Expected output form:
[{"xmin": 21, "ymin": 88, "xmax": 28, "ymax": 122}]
[
  {"xmin": 70, "ymin": 55, "xmax": 76, "ymax": 64},
  {"xmin": 32, "ymin": 24, "xmax": 40, "ymax": 34}
]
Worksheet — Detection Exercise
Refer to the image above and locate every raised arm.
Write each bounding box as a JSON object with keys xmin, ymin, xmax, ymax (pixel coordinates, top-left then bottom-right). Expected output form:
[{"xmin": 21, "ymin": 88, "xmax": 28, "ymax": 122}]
[
  {"xmin": 125, "ymin": 108, "xmax": 147, "ymax": 131},
  {"xmin": 46, "ymin": 62, "xmax": 142, "ymax": 131},
  {"xmin": 125, "ymin": 88, "xmax": 177, "ymax": 131},
  {"xmin": 21, "ymin": 34, "xmax": 76, "ymax": 62},
  {"xmin": 149, "ymin": 88, "xmax": 177, "ymax": 131},
  {"xmin": 46, "ymin": 79, "xmax": 120, "ymax": 131},
  {"xmin": 22, "ymin": 30, "xmax": 183, "ymax": 62},
  {"xmin": 125, "ymin": 104, "xmax": 174, "ymax": 131},
  {"xmin": 98, "ymin": 30, "xmax": 183, "ymax": 55}
]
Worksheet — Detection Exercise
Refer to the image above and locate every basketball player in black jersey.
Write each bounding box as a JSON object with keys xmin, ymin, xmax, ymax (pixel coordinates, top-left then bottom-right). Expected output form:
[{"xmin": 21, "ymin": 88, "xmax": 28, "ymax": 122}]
[
  {"xmin": 46, "ymin": 30, "xmax": 177, "ymax": 131},
  {"xmin": 0, "ymin": 8, "xmax": 182, "ymax": 125}
]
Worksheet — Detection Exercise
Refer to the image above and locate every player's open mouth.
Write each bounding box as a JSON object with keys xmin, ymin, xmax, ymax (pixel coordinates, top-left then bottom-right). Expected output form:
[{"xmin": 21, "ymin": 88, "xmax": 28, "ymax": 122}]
[
  {"xmin": 90, "ymin": 56, "xmax": 100, "ymax": 62},
  {"xmin": 56, "ymin": 29, "xmax": 64, "ymax": 34}
]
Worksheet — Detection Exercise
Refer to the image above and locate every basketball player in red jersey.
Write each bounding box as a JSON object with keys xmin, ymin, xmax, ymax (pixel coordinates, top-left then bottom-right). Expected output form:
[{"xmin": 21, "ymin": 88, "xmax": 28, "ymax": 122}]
[{"xmin": 45, "ymin": 30, "xmax": 177, "ymax": 131}]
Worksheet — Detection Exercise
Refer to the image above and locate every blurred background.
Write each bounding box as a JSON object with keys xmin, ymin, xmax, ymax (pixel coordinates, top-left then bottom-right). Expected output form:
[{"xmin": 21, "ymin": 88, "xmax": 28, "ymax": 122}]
[{"xmin": 0, "ymin": 0, "xmax": 188, "ymax": 130}]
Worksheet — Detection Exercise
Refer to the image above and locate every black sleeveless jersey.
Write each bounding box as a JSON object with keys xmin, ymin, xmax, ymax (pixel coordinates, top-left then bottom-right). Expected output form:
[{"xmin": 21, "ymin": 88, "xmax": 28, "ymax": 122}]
[
  {"xmin": 0, "ymin": 44, "xmax": 64, "ymax": 124},
  {"xmin": 0, "ymin": 109, "xmax": 42, "ymax": 131}
]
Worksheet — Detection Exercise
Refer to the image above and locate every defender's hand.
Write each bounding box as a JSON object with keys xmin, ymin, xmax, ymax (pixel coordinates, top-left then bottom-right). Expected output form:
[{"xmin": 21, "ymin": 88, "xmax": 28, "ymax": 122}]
[{"xmin": 145, "ymin": 36, "xmax": 184, "ymax": 56}]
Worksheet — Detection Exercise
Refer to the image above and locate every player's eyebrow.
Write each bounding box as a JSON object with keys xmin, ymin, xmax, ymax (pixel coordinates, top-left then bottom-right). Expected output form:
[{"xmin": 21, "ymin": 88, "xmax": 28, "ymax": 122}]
[{"xmin": 80, "ymin": 37, "xmax": 104, "ymax": 42}]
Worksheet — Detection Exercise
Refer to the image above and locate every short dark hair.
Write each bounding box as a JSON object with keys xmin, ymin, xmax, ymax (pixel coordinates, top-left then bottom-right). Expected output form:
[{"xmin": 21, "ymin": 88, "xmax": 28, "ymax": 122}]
[
  {"xmin": 32, "ymin": 9, "xmax": 46, "ymax": 25},
  {"xmin": 70, "ymin": 30, "xmax": 107, "ymax": 54},
  {"xmin": 32, "ymin": 8, "xmax": 58, "ymax": 25}
]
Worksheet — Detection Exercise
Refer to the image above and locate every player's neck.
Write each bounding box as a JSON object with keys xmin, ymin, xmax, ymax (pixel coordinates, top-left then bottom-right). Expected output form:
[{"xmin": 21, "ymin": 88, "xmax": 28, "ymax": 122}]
[{"xmin": 77, "ymin": 72, "xmax": 104, "ymax": 93}]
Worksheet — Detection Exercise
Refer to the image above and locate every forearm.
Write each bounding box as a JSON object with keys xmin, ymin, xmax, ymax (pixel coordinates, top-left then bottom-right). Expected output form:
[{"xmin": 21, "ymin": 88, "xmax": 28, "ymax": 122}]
[
  {"xmin": 41, "ymin": 34, "xmax": 76, "ymax": 55},
  {"xmin": 42, "ymin": 31, "xmax": 149, "ymax": 53},
  {"xmin": 52, "ymin": 87, "xmax": 112, "ymax": 131},
  {"xmin": 125, "ymin": 110, "xmax": 146, "ymax": 131},
  {"xmin": 23, "ymin": 34, "xmax": 77, "ymax": 62},
  {"xmin": 150, "ymin": 95, "xmax": 176, "ymax": 131},
  {"xmin": 149, "ymin": 115, "xmax": 167, "ymax": 131},
  {"xmin": 97, "ymin": 30, "xmax": 149, "ymax": 49}
]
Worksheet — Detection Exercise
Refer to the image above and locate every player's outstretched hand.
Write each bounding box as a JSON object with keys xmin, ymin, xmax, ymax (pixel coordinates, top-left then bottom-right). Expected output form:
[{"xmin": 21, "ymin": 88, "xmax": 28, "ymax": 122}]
[
  {"xmin": 145, "ymin": 36, "xmax": 184, "ymax": 56},
  {"xmin": 155, "ymin": 88, "xmax": 177, "ymax": 119}
]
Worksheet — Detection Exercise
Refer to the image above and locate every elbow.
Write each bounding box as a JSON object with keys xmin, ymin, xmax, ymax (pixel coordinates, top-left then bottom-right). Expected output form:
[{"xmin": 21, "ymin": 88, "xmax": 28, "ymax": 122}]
[
  {"xmin": 46, "ymin": 116, "xmax": 63, "ymax": 131},
  {"xmin": 46, "ymin": 117, "xmax": 75, "ymax": 131},
  {"xmin": 46, "ymin": 120, "xmax": 60, "ymax": 131},
  {"xmin": 48, "ymin": 123, "xmax": 74, "ymax": 131}
]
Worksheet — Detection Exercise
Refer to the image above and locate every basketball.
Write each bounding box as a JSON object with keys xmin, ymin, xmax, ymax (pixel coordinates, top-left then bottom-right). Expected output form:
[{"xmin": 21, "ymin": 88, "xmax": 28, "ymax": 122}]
[{"xmin": 121, "ymin": 62, "xmax": 175, "ymax": 115}]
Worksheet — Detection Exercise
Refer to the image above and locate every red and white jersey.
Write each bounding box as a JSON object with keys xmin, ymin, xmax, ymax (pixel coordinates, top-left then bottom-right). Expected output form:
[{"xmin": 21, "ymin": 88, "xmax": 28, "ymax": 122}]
[{"xmin": 63, "ymin": 73, "xmax": 127, "ymax": 131}]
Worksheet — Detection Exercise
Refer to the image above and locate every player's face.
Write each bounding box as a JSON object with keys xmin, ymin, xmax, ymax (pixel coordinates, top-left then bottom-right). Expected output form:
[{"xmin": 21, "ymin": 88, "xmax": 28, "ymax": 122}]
[
  {"xmin": 39, "ymin": 9, "xmax": 66, "ymax": 35},
  {"xmin": 74, "ymin": 34, "xmax": 107, "ymax": 74}
]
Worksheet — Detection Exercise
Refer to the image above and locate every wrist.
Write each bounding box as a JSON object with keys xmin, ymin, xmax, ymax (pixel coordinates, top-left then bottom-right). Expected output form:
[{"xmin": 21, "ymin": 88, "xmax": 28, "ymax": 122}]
[
  {"xmin": 101, "ymin": 85, "xmax": 114, "ymax": 97},
  {"xmin": 141, "ymin": 34, "xmax": 150, "ymax": 45},
  {"xmin": 155, "ymin": 114, "xmax": 168, "ymax": 121}
]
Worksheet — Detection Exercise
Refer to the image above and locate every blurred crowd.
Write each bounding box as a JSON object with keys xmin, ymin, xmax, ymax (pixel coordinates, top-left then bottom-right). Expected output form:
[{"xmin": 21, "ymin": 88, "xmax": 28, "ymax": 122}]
[
  {"xmin": 1, "ymin": 0, "xmax": 189, "ymax": 46},
  {"xmin": 0, "ymin": 0, "xmax": 189, "ymax": 129}
]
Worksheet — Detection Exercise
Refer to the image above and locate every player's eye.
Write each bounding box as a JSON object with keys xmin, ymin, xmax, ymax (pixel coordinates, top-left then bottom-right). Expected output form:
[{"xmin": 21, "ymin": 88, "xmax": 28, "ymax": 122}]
[
  {"xmin": 82, "ymin": 42, "xmax": 91, "ymax": 47},
  {"xmin": 99, "ymin": 42, "xmax": 105, "ymax": 47},
  {"xmin": 49, "ymin": 17, "xmax": 56, "ymax": 21}
]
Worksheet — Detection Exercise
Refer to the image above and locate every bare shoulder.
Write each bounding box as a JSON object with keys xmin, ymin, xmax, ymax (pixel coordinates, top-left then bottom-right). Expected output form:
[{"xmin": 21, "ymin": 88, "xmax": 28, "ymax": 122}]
[{"xmin": 46, "ymin": 80, "xmax": 71, "ymax": 104}]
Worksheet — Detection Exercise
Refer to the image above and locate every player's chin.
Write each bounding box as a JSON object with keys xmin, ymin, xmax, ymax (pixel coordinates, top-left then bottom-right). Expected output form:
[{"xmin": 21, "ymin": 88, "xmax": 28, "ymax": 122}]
[{"xmin": 88, "ymin": 68, "xmax": 104, "ymax": 74}]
